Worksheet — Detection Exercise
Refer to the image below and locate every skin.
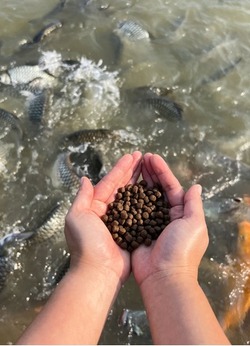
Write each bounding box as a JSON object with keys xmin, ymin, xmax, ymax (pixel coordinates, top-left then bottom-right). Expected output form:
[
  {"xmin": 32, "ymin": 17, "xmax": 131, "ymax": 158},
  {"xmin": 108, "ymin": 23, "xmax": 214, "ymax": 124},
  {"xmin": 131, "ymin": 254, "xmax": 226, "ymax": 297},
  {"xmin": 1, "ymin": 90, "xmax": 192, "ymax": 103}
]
[
  {"xmin": 132, "ymin": 153, "xmax": 230, "ymax": 344},
  {"xmin": 16, "ymin": 151, "xmax": 230, "ymax": 345},
  {"xmin": 17, "ymin": 151, "xmax": 142, "ymax": 345}
]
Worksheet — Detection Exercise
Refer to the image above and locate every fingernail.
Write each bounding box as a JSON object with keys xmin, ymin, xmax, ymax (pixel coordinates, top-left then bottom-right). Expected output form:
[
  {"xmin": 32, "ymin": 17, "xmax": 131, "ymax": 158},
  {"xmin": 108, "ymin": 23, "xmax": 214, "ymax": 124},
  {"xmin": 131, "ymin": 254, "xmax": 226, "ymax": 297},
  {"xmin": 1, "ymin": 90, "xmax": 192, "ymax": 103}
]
[{"xmin": 196, "ymin": 184, "xmax": 202, "ymax": 196}]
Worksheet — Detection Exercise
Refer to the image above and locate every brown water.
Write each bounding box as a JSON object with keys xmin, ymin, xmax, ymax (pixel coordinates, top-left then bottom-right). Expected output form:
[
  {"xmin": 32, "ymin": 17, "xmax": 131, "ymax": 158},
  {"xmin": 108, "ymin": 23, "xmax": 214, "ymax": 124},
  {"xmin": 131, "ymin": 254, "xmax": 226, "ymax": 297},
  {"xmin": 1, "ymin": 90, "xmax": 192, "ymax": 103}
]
[{"xmin": 1, "ymin": 0, "xmax": 250, "ymax": 344}]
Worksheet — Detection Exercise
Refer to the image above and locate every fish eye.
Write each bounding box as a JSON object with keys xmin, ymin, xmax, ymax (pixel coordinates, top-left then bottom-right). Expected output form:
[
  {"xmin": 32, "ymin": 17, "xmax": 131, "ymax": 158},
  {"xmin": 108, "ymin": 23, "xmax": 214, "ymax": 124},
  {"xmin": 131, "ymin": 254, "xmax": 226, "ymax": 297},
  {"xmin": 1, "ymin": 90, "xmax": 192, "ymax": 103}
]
[{"xmin": 233, "ymin": 197, "xmax": 243, "ymax": 203}]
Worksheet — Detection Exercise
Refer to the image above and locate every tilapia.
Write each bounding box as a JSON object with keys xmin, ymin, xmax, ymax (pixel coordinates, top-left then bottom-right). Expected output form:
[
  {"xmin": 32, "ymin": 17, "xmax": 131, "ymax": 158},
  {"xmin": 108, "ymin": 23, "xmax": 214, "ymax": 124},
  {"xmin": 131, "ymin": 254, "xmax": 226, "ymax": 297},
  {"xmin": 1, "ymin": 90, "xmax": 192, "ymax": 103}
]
[
  {"xmin": 0, "ymin": 200, "xmax": 70, "ymax": 292},
  {"xmin": 0, "ymin": 108, "xmax": 23, "ymax": 139},
  {"xmin": 25, "ymin": 200, "xmax": 70, "ymax": 245},
  {"xmin": 20, "ymin": 20, "xmax": 63, "ymax": 50},
  {"xmin": 143, "ymin": 97, "xmax": 183, "ymax": 121},
  {"xmin": 31, "ymin": 20, "xmax": 63, "ymax": 44},
  {"xmin": 124, "ymin": 86, "xmax": 183, "ymax": 121},
  {"xmin": 0, "ymin": 65, "xmax": 56, "ymax": 89},
  {"xmin": 25, "ymin": 90, "xmax": 49, "ymax": 123},
  {"xmin": 114, "ymin": 20, "xmax": 150, "ymax": 41},
  {"xmin": 50, "ymin": 146, "xmax": 103, "ymax": 190},
  {"xmin": 61, "ymin": 128, "xmax": 115, "ymax": 148}
]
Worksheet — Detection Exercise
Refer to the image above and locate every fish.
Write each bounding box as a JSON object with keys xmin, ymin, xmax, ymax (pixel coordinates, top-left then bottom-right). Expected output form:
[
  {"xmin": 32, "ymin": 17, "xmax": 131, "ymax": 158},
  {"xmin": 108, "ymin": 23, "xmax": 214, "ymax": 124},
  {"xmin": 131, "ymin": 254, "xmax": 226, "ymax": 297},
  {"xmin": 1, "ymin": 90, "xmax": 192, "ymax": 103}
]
[
  {"xmin": 25, "ymin": 90, "xmax": 49, "ymax": 123},
  {"xmin": 220, "ymin": 220, "xmax": 250, "ymax": 331},
  {"xmin": 200, "ymin": 57, "xmax": 242, "ymax": 86},
  {"xmin": 31, "ymin": 20, "xmax": 63, "ymax": 44},
  {"xmin": 124, "ymin": 86, "xmax": 183, "ymax": 121},
  {"xmin": 112, "ymin": 20, "xmax": 151, "ymax": 63},
  {"xmin": 142, "ymin": 96, "xmax": 183, "ymax": 121},
  {"xmin": 61, "ymin": 129, "xmax": 115, "ymax": 148},
  {"xmin": 0, "ymin": 109, "xmax": 23, "ymax": 174},
  {"xmin": 0, "ymin": 200, "xmax": 70, "ymax": 292},
  {"xmin": 0, "ymin": 108, "xmax": 23, "ymax": 139},
  {"xmin": 50, "ymin": 146, "xmax": 103, "ymax": 190},
  {"xmin": 0, "ymin": 65, "xmax": 56, "ymax": 89},
  {"xmin": 25, "ymin": 200, "xmax": 70, "ymax": 245},
  {"xmin": 189, "ymin": 40, "xmax": 242, "ymax": 88},
  {"xmin": 200, "ymin": 195, "xmax": 250, "ymax": 330},
  {"xmin": 114, "ymin": 20, "xmax": 150, "ymax": 41},
  {"xmin": 20, "ymin": 20, "xmax": 63, "ymax": 50}
]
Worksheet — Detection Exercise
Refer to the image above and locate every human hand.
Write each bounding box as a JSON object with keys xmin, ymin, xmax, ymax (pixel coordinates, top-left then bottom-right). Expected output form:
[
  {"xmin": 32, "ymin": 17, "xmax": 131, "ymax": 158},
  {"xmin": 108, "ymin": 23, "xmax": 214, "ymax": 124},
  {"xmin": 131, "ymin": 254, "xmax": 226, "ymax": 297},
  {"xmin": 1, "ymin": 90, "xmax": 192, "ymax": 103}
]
[
  {"xmin": 132, "ymin": 153, "xmax": 209, "ymax": 287},
  {"xmin": 64, "ymin": 151, "xmax": 142, "ymax": 284}
]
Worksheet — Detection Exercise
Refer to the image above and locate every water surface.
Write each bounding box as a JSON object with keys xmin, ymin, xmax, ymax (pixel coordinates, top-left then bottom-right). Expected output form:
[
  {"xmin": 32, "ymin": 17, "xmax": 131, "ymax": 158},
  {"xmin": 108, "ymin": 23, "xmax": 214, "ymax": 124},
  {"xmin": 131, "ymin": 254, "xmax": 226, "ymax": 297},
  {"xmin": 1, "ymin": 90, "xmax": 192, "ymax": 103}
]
[{"xmin": 1, "ymin": 0, "xmax": 250, "ymax": 344}]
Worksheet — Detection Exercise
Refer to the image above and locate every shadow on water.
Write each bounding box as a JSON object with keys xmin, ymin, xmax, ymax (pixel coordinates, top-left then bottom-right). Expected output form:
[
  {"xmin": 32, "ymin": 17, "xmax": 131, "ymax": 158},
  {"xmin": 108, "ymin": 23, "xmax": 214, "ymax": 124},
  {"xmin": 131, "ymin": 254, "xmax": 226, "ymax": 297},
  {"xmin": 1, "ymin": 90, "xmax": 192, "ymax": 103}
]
[{"xmin": 1, "ymin": 0, "xmax": 250, "ymax": 344}]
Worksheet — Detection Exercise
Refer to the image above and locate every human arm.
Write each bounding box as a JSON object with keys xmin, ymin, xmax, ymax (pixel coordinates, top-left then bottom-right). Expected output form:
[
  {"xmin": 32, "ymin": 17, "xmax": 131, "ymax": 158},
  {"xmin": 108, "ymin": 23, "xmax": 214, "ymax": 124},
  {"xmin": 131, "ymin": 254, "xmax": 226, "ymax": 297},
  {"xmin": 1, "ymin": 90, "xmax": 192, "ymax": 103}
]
[
  {"xmin": 132, "ymin": 153, "xmax": 230, "ymax": 345},
  {"xmin": 16, "ymin": 151, "xmax": 142, "ymax": 345}
]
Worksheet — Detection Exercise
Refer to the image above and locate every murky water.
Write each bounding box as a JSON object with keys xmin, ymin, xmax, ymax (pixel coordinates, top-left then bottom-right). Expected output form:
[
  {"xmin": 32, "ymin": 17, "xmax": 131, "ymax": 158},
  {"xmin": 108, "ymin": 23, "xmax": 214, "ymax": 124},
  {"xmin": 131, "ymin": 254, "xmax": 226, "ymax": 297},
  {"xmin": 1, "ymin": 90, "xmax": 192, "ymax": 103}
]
[{"xmin": 1, "ymin": 0, "xmax": 250, "ymax": 344}]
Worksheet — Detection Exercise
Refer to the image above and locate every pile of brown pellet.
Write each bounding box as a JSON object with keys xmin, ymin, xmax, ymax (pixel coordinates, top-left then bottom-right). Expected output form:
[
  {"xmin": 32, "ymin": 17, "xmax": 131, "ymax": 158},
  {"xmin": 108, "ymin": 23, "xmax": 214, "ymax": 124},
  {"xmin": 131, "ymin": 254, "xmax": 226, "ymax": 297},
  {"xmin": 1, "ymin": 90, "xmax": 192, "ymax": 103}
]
[{"xmin": 101, "ymin": 180, "xmax": 171, "ymax": 252}]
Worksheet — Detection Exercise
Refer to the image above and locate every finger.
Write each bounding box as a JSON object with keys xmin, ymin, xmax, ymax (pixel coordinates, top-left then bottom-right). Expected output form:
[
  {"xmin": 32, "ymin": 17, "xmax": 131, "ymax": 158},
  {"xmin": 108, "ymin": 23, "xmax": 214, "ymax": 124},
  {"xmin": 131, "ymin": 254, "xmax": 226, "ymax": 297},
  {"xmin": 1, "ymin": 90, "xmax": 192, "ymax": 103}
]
[
  {"xmin": 170, "ymin": 205, "xmax": 184, "ymax": 220},
  {"xmin": 183, "ymin": 184, "xmax": 205, "ymax": 225},
  {"xmin": 70, "ymin": 176, "xmax": 94, "ymax": 214},
  {"xmin": 111, "ymin": 151, "xmax": 142, "ymax": 187},
  {"xmin": 141, "ymin": 153, "xmax": 154, "ymax": 186},
  {"xmin": 94, "ymin": 151, "xmax": 142, "ymax": 203},
  {"xmin": 127, "ymin": 151, "xmax": 142, "ymax": 185},
  {"xmin": 149, "ymin": 154, "xmax": 185, "ymax": 207}
]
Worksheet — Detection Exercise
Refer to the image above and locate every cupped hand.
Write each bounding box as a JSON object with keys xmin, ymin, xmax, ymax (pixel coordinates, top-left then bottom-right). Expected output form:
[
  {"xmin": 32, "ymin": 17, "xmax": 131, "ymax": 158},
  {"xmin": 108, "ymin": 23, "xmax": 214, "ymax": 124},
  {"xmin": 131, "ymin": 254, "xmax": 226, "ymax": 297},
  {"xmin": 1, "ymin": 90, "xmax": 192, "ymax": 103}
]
[
  {"xmin": 132, "ymin": 153, "xmax": 209, "ymax": 287},
  {"xmin": 64, "ymin": 151, "xmax": 142, "ymax": 284}
]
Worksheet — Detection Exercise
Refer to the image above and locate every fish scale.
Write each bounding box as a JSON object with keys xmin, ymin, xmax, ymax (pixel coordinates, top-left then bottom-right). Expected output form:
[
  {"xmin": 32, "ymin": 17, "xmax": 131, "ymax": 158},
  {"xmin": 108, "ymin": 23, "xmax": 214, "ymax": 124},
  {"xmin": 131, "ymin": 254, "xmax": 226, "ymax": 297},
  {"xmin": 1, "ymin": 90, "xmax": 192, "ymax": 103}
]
[
  {"xmin": 143, "ymin": 96, "xmax": 183, "ymax": 121},
  {"xmin": 0, "ymin": 108, "xmax": 23, "ymax": 138},
  {"xmin": 0, "ymin": 65, "xmax": 56, "ymax": 89},
  {"xmin": 115, "ymin": 20, "xmax": 150, "ymax": 41},
  {"xmin": 26, "ymin": 201, "xmax": 70, "ymax": 245}
]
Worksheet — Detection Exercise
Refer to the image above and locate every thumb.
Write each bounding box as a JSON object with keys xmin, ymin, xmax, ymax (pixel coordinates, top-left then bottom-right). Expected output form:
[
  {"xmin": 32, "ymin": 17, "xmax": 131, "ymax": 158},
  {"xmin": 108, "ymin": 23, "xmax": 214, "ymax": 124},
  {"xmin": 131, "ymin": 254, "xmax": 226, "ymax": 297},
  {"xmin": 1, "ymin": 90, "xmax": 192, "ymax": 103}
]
[
  {"xmin": 184, "ymin": 184, "xmax": 205, "ymax": 222},
  {"xmin": 71, "ymin": 177, "xmax": 94, "ymax": 214}
]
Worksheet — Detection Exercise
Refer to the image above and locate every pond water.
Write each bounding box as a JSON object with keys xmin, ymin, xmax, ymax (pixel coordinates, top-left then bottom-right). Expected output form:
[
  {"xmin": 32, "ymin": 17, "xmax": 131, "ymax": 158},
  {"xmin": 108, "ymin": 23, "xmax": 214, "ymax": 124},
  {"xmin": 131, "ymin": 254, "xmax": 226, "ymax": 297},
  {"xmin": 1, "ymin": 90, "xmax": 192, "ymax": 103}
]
[{"xmin": 1, "ymin": 0, "xmax": 250, "ymax": 344}]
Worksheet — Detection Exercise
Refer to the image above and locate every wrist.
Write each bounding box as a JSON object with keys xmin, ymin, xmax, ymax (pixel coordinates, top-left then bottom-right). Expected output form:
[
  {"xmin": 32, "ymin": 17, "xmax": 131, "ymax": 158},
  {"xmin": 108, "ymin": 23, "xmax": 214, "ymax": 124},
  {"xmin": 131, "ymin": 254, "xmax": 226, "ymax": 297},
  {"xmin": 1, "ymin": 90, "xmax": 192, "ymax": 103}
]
[
  {"xmin": 139, "ymin": 266, "xmax": 199, "ymax": 297},
  {"xmin": 67, "ymin": 260, "xmax": 123, "ymax": 291}
]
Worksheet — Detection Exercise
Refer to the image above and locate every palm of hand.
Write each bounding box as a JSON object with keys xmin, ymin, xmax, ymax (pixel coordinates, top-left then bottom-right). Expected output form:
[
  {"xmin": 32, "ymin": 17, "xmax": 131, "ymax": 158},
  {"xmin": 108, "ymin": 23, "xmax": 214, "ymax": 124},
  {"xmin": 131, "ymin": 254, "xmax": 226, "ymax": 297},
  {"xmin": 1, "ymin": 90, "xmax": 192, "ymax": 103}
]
[
  {"xmin": 132, "ymin": 216, "xmax": 206, "ymax": 286},
  {"xmin": 65, "ymin": 152, "xmax": 142, "ymax": 283}
]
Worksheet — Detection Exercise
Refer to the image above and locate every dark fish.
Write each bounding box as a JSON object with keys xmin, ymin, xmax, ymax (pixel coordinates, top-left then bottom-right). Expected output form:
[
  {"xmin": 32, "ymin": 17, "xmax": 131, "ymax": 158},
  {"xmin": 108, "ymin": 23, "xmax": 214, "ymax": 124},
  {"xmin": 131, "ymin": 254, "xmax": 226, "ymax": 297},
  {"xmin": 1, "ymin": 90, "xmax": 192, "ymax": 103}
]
[
  {"xmin": 26, "ymin": 90, "xmax": 49, "ymax": 123},
  {"xmin": 32, "ymin": 20, "xmax": 63, "ymax": 44},
  {"xmin": 51, "ymin": 146, "xmax": 103, "ymax": 190},
  {"xmin": 62, "ymin": 128, "xmax": 114, "ymax": 148},
  {"xmin": 114, "ymin": 20, "xmax": 150, "ymax": 41},
  {"xmin": 138, "ymin": 97, "xmax": 183, "ymax": 121},
  {"xmin": 201, "ymin": 57, "xmax": 242, "ymax": 85},
  {"xmin": 124, "ymin": 86, "xmax": 183, "ymax": 121},
  {"xmin": 51, "ymin": 152, "xmax": 83, "ymax": 190},
  {"xmin": 143, "ymin": 96, "xmax": 183, "ymax": 121},
  {"xmin": 26, "ymin": 200, "xmax": 70, "ymax": 245},
  {"xmin": 0, "ymin": 108, "xmax": 23, "ymax": 138}
]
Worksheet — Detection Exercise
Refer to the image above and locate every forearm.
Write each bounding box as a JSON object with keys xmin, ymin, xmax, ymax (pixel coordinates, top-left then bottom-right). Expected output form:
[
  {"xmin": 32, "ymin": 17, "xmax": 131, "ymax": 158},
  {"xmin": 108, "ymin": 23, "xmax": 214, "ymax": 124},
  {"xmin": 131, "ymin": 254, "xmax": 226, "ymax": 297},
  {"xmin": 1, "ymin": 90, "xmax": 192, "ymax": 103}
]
[
  {"xmin": 140, "ymin": 272, "xmax": 230, "ymax": 345},
  {"xmin": 16, "ymin": 265, "xmax": 121, "ymax": 345}
]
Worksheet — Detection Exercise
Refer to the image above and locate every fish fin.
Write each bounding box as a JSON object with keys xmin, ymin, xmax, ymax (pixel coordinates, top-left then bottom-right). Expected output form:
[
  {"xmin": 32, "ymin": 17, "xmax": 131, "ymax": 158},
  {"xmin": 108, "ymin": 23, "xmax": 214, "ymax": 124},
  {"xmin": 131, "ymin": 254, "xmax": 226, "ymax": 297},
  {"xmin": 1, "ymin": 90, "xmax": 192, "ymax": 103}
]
[{"xmin": 0, "ymin": 231, "xmax": 34, "ymax": 248}]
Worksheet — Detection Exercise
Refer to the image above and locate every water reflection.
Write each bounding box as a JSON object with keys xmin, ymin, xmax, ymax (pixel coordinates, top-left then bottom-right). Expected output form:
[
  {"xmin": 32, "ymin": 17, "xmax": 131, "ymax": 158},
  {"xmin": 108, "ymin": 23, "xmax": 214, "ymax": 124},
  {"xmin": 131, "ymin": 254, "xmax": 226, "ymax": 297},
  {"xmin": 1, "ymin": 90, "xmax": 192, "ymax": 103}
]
[{"xmin": 1, "ymin": 0, "xmax": 250, "ymax": 344}]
